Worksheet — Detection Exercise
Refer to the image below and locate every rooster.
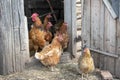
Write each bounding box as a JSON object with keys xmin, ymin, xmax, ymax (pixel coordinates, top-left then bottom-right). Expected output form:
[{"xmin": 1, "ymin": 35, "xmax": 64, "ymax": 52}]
[
  {"xmin": 31, "ymin": 13, "xmax": 43, "ymax": 29},
  {"xmin": 35, "ymin": 33, "xmax": 63, "ymax": 71},
  {"xmin": 29, "ymin": 13, "xmax": 47, "ymax": 55},
  {"xmin": 78, "ymin": 47, "xmax": 95, "ymax": 79}
]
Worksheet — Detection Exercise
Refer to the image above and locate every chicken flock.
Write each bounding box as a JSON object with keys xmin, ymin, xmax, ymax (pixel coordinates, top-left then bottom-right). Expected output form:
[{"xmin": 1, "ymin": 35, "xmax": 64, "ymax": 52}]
[
  {"xmin": 29, "ymin": 13, "xmax": 69, "ymax": 71},
  {"xmin": 29, "ymin": 13, "xmax": 95, "ymax": 79}
]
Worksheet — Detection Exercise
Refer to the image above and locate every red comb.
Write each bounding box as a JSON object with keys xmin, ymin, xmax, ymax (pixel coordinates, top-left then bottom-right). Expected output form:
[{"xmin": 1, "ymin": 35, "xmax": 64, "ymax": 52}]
[
  {"xmin": 31, "ymin": 13, "xmax": 39, "ymax": 18},
  {"xmin": 31, "ymin": 13, "xmax": 39, "ymax": 22}
]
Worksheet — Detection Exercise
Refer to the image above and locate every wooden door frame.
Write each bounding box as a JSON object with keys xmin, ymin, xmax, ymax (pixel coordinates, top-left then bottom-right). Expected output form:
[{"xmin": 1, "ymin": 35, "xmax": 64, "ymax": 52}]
[{"xmin": 64, "ymin": 0, "xmax": 77, "ymax": 58}]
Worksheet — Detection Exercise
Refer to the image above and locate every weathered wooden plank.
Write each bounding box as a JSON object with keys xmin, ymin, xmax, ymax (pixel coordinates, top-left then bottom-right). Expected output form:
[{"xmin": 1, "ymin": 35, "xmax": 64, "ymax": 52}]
[
  {"xmin": 81, "ymin": 0, "xmax": 91, "ymax": 47},
  {"xmin": 64, "ymin": 0, "xmax": 73, "ymax": 57},
  {"xmin": 90, "ymin": 0, "xmax": 100, "ymax": 67},
  {"xmin": 20, "ymin": 16, "xmax": 29, "ymax": 63},
  {"xmin": 104, "ymin": 7, "xmax": 116, "ymax": 75},
  {"xmin": 20, "ymin": 17, "xmax": 29, "ymax": 50},
  {"xmin": 99, "ymin": 0, "xmax": 105, "ymax": 69},
  {"xmin": 13, "ymin": 29, "xmax": 21, "ymax": 72},
  {"xmin": 90, "ymin": 48, "xmax": 118, "ymax": 58},
  {"xmin": 71, "ymin": 0, "xmax": 77, "ymax": 57},
  {"xmin": 115, "ymin": 19, "xmax": 120, "ymax": 77},
  {"xmin": 12, "ymin": 0, "xmax": 23, "ymax": 72},
  {"xmin": 12, "ymin": 0, "xmax": 21, "ymax": 29},
  {"xmin": 0, "ymin": 0, "xmax": 29, "ymax": 75},
  {"xmin": 0, "ymin": 0, "xmax": 15, "ymax": 75}
]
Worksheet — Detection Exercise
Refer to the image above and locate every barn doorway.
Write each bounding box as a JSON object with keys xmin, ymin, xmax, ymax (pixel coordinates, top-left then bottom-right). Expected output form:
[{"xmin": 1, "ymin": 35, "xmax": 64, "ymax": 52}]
[
  {"xmin": 24, "ymin": 0, "xmax": 82, "ymax": 59},
  {"xmin": 24, "ymin": 0, "xmax": 64, "ymax": 57}
]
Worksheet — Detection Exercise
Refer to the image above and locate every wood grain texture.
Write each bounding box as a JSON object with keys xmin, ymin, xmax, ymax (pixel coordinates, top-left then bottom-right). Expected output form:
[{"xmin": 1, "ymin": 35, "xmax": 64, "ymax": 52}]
[
  {"xmin": 64, "ymin": 0, "xmax": 72, "ymax": 56},
  {"xmin": 81, "ymin": 0, "xmax": 91, "ymax": 47},
  {"xmin": 72, "ymin": 0, "xmax": 77, "ymax": 57},
  {"xmin": 64, "ymin": 0, "xmax": 77, "ymax": 57},
  {"xmin": 99, "ymin": 0, "xmax": 105, "ymax": 70},
  {"xmin": 104, "ymin": 7, "xmax": 116, "ymax": 74},
  {"xmin": 0, "ymin": 0, "xmax": 29, "ymax": 75},
  {"xmin": 90, "ymin": 0, "xmax": 100, "ymax": 68},
  {"xmin": 82, "ymin": 0, "xmax": 120, "ymax": 78},
  {"xmin": 115, "ymin": 19, "xmax": 120, "ymax": 77}
]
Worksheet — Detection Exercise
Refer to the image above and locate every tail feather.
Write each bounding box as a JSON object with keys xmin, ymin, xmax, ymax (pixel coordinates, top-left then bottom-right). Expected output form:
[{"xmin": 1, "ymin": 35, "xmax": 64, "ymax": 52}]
[{"xmin": 35, "ymin": 52, "xmax": 40, "ymax": 59}]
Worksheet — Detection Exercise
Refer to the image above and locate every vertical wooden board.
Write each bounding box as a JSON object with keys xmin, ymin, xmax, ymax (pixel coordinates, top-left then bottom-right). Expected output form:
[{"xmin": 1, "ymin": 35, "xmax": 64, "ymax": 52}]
[
  {"xmin": 13, "ymin": 29, "xmax": 21, "ymax": 72},
  {"xmin": 0, "ymin": 25, "xmax": 5, "ymax": 74},
  {"xmin": 81, "ymin": 0, "xmax": 91, "ymax": 47},
  {"xmin": 0, "ymin": 0, "xmax": 15, "ymax": 74},
  {"xmin": 20, "ymin": 16, "xmax": 29, "ymax": 63},
  {"xmin": 12, "ymin": 0, "xmax": 26, "ymax": 72},
  {"xmin": 99, "ymin": 0, "xmax": 105, "ymax": 69},
  {"xmin": 0, "ymin": 0, "xmax": 26, "ymax": 74},
  {"xmin": 90, "ymin": 0, "xmax": 100, "ymax": 67},
  {"xmin": 104, "ymin": 8, "xmax": 116, "ymax": 74},
  {"xmin": 64, "ymin": 0, "xmax": 73, "ymax": 56},
  {"xmin": 71, "ymin": 0, "xmax": 77, "ymax": 56},
  {"xmin": 11, "ymin": 0, "xmax": 20, "ymax": 29},
  {"xmin": 115, "ymin": 19, "xmax": 120, "ymax": 77},
  {"xmin": 11, "ymin": 0, "xmax": 20, "ymax": 72},
  {"xmin": 20, "ymin": 51, "xmax": 26, "ymax": 71}
]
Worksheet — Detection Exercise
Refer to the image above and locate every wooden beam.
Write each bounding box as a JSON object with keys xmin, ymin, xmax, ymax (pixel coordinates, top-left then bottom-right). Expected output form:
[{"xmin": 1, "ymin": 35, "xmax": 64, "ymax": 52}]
[
  {"xmin": 90, "ymin": 48, "xmax": 118, "ymax": 58},
  {"xmin": 64, "ymin": 0, "xmax": 72, "ymax": 57},
  {"xmin": 103, "ymin": 0, "xmax": 118, "ymax": 19}
]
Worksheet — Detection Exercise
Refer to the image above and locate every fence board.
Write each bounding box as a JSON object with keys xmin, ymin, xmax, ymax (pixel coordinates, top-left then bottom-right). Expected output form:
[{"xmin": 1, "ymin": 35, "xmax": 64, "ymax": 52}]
[
  {"xmin": 90, "ymin": 0, "xmax": 100, "ymax": 67},
  {"xmin": 104, "ymin": 8, "xmax": 116, "ymax": 74},
  {"xmin": 0, "ymin": 0, "xmax": 15, "ymax": 74},
  {"xmin": 72, "ymin": 0, "xmax": 77, "ymax": 57},
  {"xmin": 99, "ymin": 0, "xmax": 105, "ymax": 69},
  {"xmin": 81, "ymin": 0, "xmax": 91, "ymax": 47},
  {"xmin": 64, "ymin": 0, "xmax": 72, "ymax": 56},
  {"xmin": 116, "ymin": 19, "xmax": 120, "ymax": 77},
  {"xmin": 64, "ymin": 0, "xmax": 77, "ymax": 57}
]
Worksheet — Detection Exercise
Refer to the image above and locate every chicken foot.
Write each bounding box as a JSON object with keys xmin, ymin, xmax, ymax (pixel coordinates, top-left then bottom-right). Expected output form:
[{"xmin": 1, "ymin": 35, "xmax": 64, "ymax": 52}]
[
  {"xmin": 49, "ymin": 66, "xmax": 59, "ymax": 72},
  {"xmin": 81, "ymin": 73, "xmax": 89, "ymax": 80}
]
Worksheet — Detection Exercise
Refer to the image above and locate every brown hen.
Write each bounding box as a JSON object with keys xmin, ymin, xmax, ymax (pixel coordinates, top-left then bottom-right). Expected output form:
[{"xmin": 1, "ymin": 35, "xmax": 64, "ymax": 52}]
[
  {"xmin": 35, "ymin": 33, "xmax": 63, "ymax": 71},
  {"xmin": 78, "ymin": 47, "xmax": 95, "ymax": 79}
]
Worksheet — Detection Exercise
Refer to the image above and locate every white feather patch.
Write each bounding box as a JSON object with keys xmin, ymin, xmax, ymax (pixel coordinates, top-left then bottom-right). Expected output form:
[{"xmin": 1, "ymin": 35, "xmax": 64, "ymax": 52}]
[{"xmin": 35, "ymin": 52, "xmax": 40, "ymax": 59}]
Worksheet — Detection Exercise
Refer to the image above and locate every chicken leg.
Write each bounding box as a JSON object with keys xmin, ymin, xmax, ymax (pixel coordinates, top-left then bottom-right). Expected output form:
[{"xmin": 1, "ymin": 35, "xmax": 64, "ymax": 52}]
[{"xmin": 50, "ymin": 66, "xmax": 59, "ymax": 72}]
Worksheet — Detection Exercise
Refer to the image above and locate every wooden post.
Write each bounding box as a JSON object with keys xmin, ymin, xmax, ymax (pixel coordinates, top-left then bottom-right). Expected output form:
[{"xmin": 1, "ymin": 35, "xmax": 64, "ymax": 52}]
[
  {"xmin": 64, "ymin": 0, "xmax": 77, "ymax": 58},
  {"xmin": 0, "ymin": 0, "xmax": 29, "ymax": 75},
  {"xmin": 71, "ymin": 0, "xmax": 77, "ymax": 57}
]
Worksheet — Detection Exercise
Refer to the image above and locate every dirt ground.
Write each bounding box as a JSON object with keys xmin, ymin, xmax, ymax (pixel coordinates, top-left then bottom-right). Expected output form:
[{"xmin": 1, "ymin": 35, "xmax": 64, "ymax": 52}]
[{"xmin": 0, "ymin": 56, "xmax": 119, "ymax": 80}]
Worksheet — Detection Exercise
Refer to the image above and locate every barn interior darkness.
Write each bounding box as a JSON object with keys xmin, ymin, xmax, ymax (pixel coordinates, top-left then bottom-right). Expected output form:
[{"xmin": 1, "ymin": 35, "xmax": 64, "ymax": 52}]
[{"xmin": 24, "ymin": 0, "xmax": 64, "ymax": 31}]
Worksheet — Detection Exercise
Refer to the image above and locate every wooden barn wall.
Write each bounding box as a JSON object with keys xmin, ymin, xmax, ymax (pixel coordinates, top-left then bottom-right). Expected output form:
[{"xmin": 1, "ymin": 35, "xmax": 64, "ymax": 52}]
[
  {"xmin": 81, "ymin": 0, "xmax": 120, "ymax": 78},
  {"xmin": 0, "ymin": 0, "xmax": 29, "ymax": 75}
]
